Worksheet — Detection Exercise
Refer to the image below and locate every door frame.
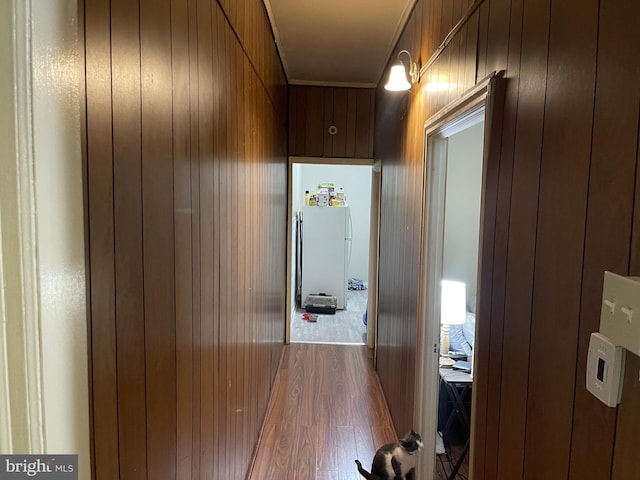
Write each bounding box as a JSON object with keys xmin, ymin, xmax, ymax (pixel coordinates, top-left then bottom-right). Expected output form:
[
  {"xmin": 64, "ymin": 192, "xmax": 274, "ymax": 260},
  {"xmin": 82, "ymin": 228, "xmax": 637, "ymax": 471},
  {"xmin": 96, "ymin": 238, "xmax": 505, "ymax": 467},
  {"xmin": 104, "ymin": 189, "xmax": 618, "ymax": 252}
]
[
  {"xmin": 285, "ymin": 156, "xmax": 378, "ymax": 348},
  {"xmin": 414, "ymin": 73, "xmax": 502, "ymax": 478}
]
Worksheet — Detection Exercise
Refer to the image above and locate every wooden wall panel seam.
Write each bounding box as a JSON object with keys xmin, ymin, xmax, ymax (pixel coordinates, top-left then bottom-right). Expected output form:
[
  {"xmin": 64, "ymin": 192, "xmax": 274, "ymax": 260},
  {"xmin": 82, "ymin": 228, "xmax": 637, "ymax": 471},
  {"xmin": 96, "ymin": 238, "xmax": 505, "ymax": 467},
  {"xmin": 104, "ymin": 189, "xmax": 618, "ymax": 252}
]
[
  {"xmin": 85, "ymin": 0, "xmax": 120, "ymax": 476},
  {"xmin": 605, "ymin": 2, "xmax": 640, "ymax": 477},
  {"xmin": 289, "ymin": 86, "xmax": 375, "ymax": 159},
  {"xmin": 214, "ymin": 0, "xmax": 287, "ymax": 125},
  {"xmin": 376, "ymin": 0, "xmax": 640, "ymax": 479},
  {"xmin": 522, "ymin": 0, "xmax": 599, "ymax": 477},
  {"xmin": 86, "ymin": 0, "xmax": 287, "ymax": 478},
  {"xmin": 480, "ymin": 1, "xmax": 514, "ymax": 477}
]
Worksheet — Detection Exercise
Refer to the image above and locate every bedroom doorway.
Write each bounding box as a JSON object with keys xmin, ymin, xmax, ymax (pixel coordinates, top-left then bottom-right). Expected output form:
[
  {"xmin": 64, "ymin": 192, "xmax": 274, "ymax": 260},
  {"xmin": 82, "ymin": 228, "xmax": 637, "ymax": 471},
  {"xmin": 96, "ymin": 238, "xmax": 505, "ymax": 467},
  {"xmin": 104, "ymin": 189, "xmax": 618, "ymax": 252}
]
[{"xmin": 414, "ymin": 75, "xmax": 502, "ymax": 478}]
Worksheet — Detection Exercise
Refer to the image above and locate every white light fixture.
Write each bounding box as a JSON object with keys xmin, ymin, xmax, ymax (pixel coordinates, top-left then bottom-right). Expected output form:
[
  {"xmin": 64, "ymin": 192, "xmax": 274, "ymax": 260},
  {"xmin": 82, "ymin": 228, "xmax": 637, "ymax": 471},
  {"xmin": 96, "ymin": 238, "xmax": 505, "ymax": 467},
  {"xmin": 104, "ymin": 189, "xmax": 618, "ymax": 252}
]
[
  {"xmin": 440, "ymin": 280, "xmax": 466, "ymax": 366},
  {"xmin": 384, "ymin": 49, "xmax": 419, "ymax": 91}
]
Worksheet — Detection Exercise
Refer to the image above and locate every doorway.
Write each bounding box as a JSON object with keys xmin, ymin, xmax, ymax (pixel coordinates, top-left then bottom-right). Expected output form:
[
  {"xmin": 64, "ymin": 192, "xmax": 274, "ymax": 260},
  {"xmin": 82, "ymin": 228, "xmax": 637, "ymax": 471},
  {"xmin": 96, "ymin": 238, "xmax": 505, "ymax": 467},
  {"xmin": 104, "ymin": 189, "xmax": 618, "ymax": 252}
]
[
  {"xmin": 286, "ymin": 159, "xmax": 377, "ymax": 346},
  {"xmin": 414, "ymin": 76, "xmax": 500, "ymax": 479}
]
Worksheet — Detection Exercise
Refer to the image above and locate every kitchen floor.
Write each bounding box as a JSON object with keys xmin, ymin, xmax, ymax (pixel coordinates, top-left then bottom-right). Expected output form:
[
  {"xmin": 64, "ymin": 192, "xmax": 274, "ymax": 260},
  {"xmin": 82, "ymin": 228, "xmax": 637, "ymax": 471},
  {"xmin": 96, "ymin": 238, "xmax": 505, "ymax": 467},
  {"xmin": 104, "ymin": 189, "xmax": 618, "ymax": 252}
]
[{"xmin": 291, "ymin": 289, "xmax": 368, "ymax": 344}]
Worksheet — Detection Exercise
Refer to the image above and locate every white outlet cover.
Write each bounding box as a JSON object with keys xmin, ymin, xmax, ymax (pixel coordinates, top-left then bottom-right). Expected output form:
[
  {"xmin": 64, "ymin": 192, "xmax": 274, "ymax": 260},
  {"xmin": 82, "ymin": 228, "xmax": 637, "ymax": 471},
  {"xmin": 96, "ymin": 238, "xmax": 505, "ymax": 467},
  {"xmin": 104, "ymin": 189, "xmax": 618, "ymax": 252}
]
[{"xmin": 587, "ymin": 332, "xmax": 625, "ymax": 407}]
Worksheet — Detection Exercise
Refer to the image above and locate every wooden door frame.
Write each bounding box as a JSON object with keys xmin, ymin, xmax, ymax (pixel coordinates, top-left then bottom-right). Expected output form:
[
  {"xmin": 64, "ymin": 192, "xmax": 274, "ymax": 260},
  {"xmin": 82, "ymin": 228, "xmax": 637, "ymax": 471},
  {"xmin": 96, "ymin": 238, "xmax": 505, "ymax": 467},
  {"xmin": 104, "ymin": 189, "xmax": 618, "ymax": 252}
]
[{"xmin": 414, "ymin": 73, "xmax": 502, "ymax": 478}]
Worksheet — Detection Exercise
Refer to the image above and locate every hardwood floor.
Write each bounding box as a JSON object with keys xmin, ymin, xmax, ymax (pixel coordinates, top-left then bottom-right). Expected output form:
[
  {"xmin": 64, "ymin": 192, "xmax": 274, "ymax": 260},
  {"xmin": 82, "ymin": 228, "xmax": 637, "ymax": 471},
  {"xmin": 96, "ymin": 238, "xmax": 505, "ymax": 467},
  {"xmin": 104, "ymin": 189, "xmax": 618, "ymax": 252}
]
[
  {"xmin": 249, "ymin": 344, "xmax": 397, "ymax": 480},
  {"xmin": 435, "ymin": 445, "xmax": 470, "ymax": 480}
]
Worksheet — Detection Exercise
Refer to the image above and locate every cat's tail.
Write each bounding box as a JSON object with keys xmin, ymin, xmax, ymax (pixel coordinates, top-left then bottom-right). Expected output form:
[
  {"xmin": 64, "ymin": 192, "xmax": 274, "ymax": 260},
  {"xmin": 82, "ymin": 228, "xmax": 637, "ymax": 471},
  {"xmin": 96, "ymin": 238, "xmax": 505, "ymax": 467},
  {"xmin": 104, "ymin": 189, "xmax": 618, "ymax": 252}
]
[{"xmin": 354, "ymin": 460, "xmax": 375, "ymax": 480}]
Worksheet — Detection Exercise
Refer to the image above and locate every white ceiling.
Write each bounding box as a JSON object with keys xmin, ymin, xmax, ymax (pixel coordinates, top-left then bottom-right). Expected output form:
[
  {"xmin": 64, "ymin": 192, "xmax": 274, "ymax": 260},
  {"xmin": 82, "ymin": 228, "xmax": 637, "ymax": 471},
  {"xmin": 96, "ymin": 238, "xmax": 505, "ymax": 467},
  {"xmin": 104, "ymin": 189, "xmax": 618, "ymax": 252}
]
[{"xmin": 264, "ymin": 0, "xmax": 417, "ymax": 88}]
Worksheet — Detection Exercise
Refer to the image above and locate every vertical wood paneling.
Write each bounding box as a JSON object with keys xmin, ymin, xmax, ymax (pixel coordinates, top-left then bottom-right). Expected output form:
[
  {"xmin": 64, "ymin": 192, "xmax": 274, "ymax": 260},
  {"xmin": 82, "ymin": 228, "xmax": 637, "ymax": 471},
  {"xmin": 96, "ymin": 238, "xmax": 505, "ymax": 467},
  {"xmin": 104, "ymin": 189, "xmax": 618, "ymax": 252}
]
[
  {"xmin": 196, "ymin": 0, "xmax": 215, "ymax": 476},
  {"xmin": 346, "ymin": 89, "xmax": 359, "ymax": 157},
  {"xmin": 439, "ymin": 0, "xmax": 453, "ymax": 105},
  {"xmin": 305, "ymin": 87, "xmax": 325, "ymax": 156},
  {"xmin": 85, "ymin": 0, "xmax": 118, "ymax": 477},
  {"xmin": 219, "ymin": 14, "xmax": 231, "ymax": 477},
  {"xmin": 375, "ymin": 29, "xmax": 424, "ymax": 435},
  {"xmin": 187, "ymin": 0, "xmax": 202, "ymax": 477},
  {"xmin": 613, "ymin": 126, "xmax": 640, "ymax": 474},
  {"xmin": 476, "ymin": 2, "xmax": 490, "ymax": 81},
  {"xmin": 610, "ymin": 91, "xmax": 640, "ymax": 476},
  {"xmin": 478, "ymin": 0, "xmax": 512, "ymax": 478},
  {"xmin": 295, "ymin": 86, "xmax": 308, "ymax": 155},
  {"xmin": 289, "ymin": 86, "xmax": 300, "ymax": 153},
  {"xmin": 569, "ymin": 0, "xmax": 640, "ymax": 477},
  {"xmin": 355, "ymin": 89, "xmax": 374, "ymax": 158},
  {"xmin": 523, "ymin": 0, "xmax": 598, "ymax": 477},
  {"xmin": 632, "ymin": 135, "xmax": 640, "ymax": 273},
  {"xmin": 469, "ymin": 75, "xmax": 505, "ymax": 480},
  {"xmin": 288, "ymin": 86, "xmax": 375, "ymax": 159},
  {"xmin": 376, "ymin": 0, "xmax": 640, "ymax": 479},
  {"xmin": 140, "ymin": 0, "xmax": 178, "ymax": 477},
  {"xmin": 612, "ymin": 353, "xmax": 640, "ymax": 479},
  {"xmin": 171, "ymin": 0, "xmax": 193, "ymax": 477},
  {"xmin": 216, "ymin": 5, "xmax": 229, "ymax": 477},
  {"xmin": 490, "ymin": 1, "xmax": 528, "ymax": 478},
  {"xmin": 323, "ymin": 88, "xmax": 334, "ymax": 155},
  {"xmin": 608, "ymin": 1, "xmax": 640, "ymax": 476},
  {"xmin": 84, "ymin": 0, "xmax": 287, "ymax": 478},
  {"xmin": 110, "ymin": 0, "xmax": 147, "ymax": 477},
  {"xmin": 449, "ymin": 0, "xmax": 463, "ymax": 102},
  {"xmin": 464, "ymin": 10, "xmax": 479, "ymax": 92},
  {"xmin": 332, "ymin": 88, "xmax": 348, "ymax": 157},
  {"xmin": 495, "ymin": 0, "xmax": 549, "ymax": 477}
]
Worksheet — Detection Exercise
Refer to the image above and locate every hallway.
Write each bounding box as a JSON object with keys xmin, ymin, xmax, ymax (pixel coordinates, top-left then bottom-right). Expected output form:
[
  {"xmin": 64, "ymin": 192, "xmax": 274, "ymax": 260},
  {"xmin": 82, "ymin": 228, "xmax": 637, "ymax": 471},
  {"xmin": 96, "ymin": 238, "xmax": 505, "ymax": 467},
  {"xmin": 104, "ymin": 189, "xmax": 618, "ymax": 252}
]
[{"xmin": 249, "ymin": 344, "xmax": 397, "ymax": 479}]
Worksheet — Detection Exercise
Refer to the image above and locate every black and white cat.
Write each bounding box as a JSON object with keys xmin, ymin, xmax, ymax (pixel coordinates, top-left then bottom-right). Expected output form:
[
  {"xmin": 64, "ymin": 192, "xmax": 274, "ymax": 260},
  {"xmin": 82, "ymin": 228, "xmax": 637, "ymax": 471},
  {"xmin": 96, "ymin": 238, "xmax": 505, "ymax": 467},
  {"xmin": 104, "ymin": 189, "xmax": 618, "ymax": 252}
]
[{"xmin": 355, "ymin": 430, "xmax": 423, "ymax": 480}]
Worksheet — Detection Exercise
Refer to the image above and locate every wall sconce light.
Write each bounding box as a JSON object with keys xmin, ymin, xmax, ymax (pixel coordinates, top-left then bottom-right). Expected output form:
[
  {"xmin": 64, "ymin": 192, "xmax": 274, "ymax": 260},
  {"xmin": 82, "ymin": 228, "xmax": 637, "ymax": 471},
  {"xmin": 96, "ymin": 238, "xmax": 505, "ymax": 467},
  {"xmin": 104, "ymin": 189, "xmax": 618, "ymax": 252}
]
[{"xmin": 384, "ymin": 49, "xmax": 419, "ymax": 91}]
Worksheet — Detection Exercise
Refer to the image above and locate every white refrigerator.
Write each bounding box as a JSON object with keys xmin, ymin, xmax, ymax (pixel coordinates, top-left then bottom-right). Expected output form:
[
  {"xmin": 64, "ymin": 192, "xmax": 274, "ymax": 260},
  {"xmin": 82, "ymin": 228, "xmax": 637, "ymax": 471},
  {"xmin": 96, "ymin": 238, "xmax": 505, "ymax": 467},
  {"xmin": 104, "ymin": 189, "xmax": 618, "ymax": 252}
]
[{"xmin": 301, "ymin": 205, "xmax": 352, "ymax": 310}]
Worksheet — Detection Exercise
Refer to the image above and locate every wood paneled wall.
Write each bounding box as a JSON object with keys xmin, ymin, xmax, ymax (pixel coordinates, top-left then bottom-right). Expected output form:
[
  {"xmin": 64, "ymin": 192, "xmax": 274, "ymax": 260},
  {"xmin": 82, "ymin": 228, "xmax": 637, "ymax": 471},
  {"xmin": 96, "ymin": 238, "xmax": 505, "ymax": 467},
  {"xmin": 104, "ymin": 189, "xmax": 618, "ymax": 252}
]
[
  {"xmin": 82, "ymin": 0, "xmax": 287, "ymax": 479},
  {"xmin": 375, "ymin": 0, "xmax": 640, "ymax": 478},
  {"xmin": 289, "ymin": 86, "xmax": 375, "ymax": 158}
]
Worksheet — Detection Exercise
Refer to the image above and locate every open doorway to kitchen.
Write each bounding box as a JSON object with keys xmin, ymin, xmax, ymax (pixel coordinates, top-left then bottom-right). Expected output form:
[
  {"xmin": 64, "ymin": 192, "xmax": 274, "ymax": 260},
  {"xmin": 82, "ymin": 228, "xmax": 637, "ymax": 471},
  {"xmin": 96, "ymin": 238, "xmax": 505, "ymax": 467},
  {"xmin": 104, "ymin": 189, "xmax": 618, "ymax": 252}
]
[
  {"xmin": 286, "ymin": 158, "xmax": 378, "ymax": 346},
  {"xmin": 414, "ymin": 75, "xmax": 501, "ymax": 479}
]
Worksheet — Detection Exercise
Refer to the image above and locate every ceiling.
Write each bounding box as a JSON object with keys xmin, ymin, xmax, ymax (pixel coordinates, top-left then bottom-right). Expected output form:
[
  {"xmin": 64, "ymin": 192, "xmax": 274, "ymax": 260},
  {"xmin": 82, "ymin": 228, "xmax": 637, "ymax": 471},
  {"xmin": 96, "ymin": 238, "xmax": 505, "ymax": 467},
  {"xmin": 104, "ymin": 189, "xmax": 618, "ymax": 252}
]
[{"xmin": 263, "ymin": 0, "xmax": 417, "ymax": 88}]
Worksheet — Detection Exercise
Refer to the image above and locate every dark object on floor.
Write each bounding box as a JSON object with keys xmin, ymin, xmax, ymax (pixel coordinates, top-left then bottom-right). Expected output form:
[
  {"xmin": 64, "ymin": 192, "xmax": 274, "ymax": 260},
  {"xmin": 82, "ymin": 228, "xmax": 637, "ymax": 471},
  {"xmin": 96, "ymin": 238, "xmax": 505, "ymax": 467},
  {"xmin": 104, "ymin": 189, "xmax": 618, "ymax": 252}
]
[
  {"xmin": 304, "ymin": 293, "xmax": 337, "ymax": 314},
  {"xmin": 363, "ymin": 309, "xmax": 367, "ymax": 326}
]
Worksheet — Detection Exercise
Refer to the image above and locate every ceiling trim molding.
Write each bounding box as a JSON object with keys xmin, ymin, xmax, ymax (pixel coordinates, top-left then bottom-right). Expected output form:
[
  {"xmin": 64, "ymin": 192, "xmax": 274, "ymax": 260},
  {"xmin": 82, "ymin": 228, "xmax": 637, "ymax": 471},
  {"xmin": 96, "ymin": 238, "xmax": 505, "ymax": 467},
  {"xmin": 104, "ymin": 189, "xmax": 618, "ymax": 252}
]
[
  {"xmin": 289, "ymin": 79, "xmax": 377, "ymax": 89},
  {"xmin": 263, "ymin": 0, "xmax": 291, "ymax": 82}
]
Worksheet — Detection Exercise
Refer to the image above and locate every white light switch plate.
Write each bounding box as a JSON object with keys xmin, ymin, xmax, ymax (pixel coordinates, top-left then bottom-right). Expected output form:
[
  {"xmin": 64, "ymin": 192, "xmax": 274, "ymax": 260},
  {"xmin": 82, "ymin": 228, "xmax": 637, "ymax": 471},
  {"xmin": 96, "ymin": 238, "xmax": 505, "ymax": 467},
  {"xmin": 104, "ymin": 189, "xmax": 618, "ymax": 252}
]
[
  {"xmin": 599, "ymin": 271, "xmax": 640, "ymax": 357},
  {"xmin": 587, "ymin": 333, "xmax": 625, "ymax": 407}
]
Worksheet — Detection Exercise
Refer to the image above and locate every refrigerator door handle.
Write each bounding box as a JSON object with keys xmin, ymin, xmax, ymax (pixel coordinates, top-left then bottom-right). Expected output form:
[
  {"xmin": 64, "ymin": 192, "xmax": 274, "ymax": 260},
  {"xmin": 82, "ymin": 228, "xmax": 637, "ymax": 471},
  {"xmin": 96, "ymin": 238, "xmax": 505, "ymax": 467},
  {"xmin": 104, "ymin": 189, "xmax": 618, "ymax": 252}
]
[
  {"xmin": 346, "ymin": 210, "xmax": 353, "ymax": 240},
  {"xmin": 346, "ymin": 210, "xmax": 353, "ymax": 270}
]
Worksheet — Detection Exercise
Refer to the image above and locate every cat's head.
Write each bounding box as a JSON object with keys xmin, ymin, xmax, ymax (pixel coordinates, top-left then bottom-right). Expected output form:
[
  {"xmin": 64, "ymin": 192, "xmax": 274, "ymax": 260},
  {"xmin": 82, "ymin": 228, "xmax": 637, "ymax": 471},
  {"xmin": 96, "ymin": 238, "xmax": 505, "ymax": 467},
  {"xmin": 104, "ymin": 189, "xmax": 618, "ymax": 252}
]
[{"xmin": 401, "ymin": 430, "xmax": 424, "ymax": 454}]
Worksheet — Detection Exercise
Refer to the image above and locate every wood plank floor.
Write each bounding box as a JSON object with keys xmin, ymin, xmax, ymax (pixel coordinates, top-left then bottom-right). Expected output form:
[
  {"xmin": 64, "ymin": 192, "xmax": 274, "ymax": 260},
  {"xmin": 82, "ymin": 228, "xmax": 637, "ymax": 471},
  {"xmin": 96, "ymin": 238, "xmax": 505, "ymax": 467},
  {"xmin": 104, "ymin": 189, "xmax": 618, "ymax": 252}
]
[
  {"xmin": 435, "ymin": 445, "xmax": 470, "ymax": 480},
  {"xmin": 248, "ymin": 344, "xmax": 397, "ymax": 480}
]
